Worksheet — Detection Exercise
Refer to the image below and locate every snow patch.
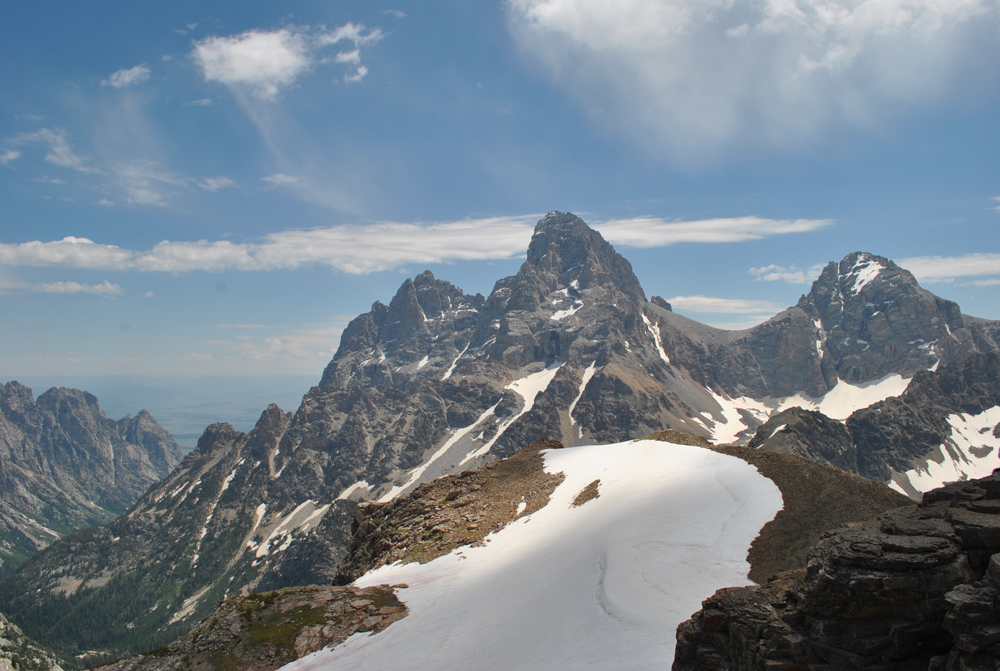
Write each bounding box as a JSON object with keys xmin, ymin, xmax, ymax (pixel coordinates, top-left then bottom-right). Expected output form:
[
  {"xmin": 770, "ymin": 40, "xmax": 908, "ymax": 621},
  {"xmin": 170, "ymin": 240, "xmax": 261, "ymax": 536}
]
[
  {"xmin": 381, "ymin": 403, "xmax": 500, "ymax": 502},
  {"xmin": 255, "ymin": 500, "xmax": 330, "ymax": 558},
  {"xmin": 337, "ymin": 481, "xmax": 371, "ymax": 501},
  {"xmin": 569, "ymin": 362, "xmax": 599, "ymax": 427},
  {"xmin": 442, "ymin": 343, "xmax": 469, "ymax": 381},
  {"xmin": 461, "ymin": 362, "xmax": 564, "ymax": 465},
  {"xmin": 417, "ymin": 355, "xmax": 429, "ymax": 370},
  {"xmin": 551, "ymin": 302, "xmax": 583, "ymax": 321},
  {"xmin": 889, "ymin": 406, "xmax": 1000, "ymax": 498},
  {"xmin": 285, "ymin": 440, "xmax": 783, "ymax": 671},
  {"xmin": 777, "ymin": 373, "xmax": 910, "ymax": 421},
  {"xmin": 848, "ymin": 256, "xmax": 883, "ymax": 294},
  {"xmin": 642, "ymin": 314, "xmax": 670, "ymax": 365},
  {"xmin": 703, "ymin": 389, "xmax": 771, "ymax": 445}
]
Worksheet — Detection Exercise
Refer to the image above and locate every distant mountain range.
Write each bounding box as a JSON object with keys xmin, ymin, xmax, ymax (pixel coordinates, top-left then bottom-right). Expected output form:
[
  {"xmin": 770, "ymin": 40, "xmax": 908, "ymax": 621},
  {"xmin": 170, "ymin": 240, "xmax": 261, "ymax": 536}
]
[
  {"xmin": 0, "ymin": 382, "xmax": 182, "ymax": 577},
  {"xmin": 2, "ymin": 212, "xmax": 999, "ymax": 662}
]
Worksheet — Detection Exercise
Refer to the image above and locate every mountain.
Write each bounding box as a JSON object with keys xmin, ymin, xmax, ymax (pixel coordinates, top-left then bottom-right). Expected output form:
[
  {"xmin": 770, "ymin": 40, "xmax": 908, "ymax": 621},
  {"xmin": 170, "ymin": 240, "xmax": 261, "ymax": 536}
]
[
  {"xmin": 3, "ymin": 212, "xmax": 998, "ymax": 660},
  {"xmin": 0, "ymin": 382, "xmax": 182, "ymax": 576}
]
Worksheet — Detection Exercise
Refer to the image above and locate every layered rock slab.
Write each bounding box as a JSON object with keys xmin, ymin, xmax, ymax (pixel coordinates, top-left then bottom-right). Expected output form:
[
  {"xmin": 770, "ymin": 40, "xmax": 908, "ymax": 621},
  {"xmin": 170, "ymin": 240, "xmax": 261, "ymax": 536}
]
[{"xmin": 673, "ymin": 471, "xmax": 1000, "ymax": 670}]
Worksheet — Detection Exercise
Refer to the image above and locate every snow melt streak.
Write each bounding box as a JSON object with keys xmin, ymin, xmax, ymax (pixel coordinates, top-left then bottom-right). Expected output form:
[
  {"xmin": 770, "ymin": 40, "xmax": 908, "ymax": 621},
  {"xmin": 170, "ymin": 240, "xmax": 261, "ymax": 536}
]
[{"xmin": 285, "ymin": 441, "xmax": 783, "ymax": 670}]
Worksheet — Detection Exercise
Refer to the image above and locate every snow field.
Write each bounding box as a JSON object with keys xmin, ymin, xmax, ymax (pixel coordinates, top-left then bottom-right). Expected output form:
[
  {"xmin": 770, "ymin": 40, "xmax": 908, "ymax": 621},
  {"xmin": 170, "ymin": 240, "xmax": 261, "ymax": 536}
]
[{"xmin": 283, "ymin": 440, "xmax": 783, "ymax": 671}]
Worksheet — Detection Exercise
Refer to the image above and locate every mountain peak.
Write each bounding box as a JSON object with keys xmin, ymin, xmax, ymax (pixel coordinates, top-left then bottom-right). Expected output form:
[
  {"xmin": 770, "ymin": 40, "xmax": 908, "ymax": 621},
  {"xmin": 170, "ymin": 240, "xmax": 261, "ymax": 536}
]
[{"xmin": 521, "ymin": 211, "xmax": 646, "ymax": 306}]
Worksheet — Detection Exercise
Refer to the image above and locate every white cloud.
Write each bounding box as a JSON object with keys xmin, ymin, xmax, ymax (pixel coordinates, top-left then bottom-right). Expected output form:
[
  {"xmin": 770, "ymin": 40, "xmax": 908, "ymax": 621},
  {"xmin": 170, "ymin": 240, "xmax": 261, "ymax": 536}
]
[
  {"xmin": 344, "ymin": 65, "xmax": 369, "ymax": 83},
  {"xmin": 8, "ymin": 128, "xmax": 95, "ymax": 172},
  {"xmin": 102, "ymin": 65, "xmax": 151, "ymax": 89},
  {"xmin": 0, "ymin": 237, "xmax": 134, "ymax": 269},
  {"xmin": 593, "ymin": 216, "xmax": 833, "ymax": 247},
  {"xmin": 97, "ymin": 199, "xmax": 115, "ymax": 207},
  {"xmin": 191, "ymin": 24, "xmax": 382, "ymax": 99},
  {"xmin": 199, "ymin": 176, "xmax": 238, "ymax": 191},
  {"xmin": 35, "ymin": 280, "xmax": 123, "ymax": 295},
  {"xmin": 992, "ymin": 197, "xmax": 1000, "ymax": 213},
  {"xmin": 0, "ymin": 150, "xmax": 20, "ymax": 166},
  {"xmin": 667, "ymin": 294, "xmax": 785, "ymax": 314},
  {"xmin": 702, "ymin": 316, "xmax": 776, "ymax": 331},
  {"xmin": 185, "ymin": 98, "xmax": 215, "ymax": 106},
  {"xmin": 506, "ymin": 0, "xmax": 1000, "ymax": 162},
  {"xmin": 143, "ymin": 291, "xmax": 154, "ymax": 298},
  {"xmin": 0, "ymin": 213, "xmax": 840, "ymax": 275},
  {"xmin": 335, "ymin": 49, "xmax": 361, "ymax": 64},
  {"xmin": 262, "ymin": 173, "xmax": 299, "ymax": 185},
  {"xmin": 749, "ymin": 263, "xmax": 826, "ymax": 284},
  {"xmin": 182, "ymin": 352, "xmax": 214, "ymax": 362},
  {"xmin": 897, "ymin": 252, "xmax": 1000, "ymax": 282},
  {"xmin": 381, "ymin": 10, "xmax": 406, "ymax": 18},
  {"xmin": 34, "ymin": 175, "xmax": 64, "ymax": 184}
]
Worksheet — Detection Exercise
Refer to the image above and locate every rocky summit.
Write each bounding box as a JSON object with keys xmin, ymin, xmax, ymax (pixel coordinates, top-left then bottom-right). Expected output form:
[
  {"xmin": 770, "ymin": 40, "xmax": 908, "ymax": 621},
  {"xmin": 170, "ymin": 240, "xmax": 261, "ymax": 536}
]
[
  {"xmin": 0, "ymin": 382, "xmax": 182, "ymax": 576},
  {"xmin": 3, "ymin": 212, "xmax": 1000, "ymax": 662}
]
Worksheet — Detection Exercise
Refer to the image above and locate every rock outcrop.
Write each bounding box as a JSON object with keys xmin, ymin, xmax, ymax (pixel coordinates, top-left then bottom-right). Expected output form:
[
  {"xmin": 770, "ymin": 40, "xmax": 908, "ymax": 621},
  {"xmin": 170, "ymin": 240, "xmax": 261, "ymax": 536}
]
[
  {"xmin": 0, "ymin": 382, "xmax": 181, "ymax": 575},
  {"xmin": 95, "ymin": 585, "xmax": 406, "ymax": 671},
  {"xmin": 673, "ymin": 470, "xmax": 1000, "ymax": 670},
  {"xmin": 0, "ymin": 611, "xmax": 63, "ymax": 671}
]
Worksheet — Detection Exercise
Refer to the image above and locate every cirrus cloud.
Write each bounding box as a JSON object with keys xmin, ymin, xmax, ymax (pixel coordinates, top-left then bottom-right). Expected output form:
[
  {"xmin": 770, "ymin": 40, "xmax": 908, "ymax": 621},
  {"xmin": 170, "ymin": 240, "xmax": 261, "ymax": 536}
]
[
  {"xmin": 594, "ymin": 216, "xmax": 833, "ymax": 247},
  {"xmin": 506, "ymin": 0, "xmax": 1000, "ymax": 163},
  {"xmin": 0, "ymin": 213, "xmax": 835, "ymax": 274}
]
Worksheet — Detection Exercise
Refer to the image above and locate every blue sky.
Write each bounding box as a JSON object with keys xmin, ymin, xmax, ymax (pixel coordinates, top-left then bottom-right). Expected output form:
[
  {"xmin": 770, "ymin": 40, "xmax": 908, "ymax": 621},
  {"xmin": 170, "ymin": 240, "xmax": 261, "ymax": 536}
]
[{"xmin": 2, "ymin": 0, "xmax": 999, "ymax": 400}]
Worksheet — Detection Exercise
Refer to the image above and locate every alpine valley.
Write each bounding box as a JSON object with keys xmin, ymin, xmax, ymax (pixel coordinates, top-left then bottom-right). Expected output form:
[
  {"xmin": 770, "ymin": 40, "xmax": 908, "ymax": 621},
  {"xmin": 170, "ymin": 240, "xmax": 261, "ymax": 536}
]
[{"xmin": 2, "ymin": 212, "xmax": 1000, "ymax": 669}]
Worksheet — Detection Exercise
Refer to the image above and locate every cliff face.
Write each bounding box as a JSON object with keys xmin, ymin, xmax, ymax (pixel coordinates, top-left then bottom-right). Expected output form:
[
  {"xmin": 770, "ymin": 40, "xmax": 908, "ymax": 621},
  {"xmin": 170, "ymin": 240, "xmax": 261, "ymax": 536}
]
[
  {"xmin": 0, "ymin": 382, "xmax": 181, "ymax": 575},
  {"xmin": 673, "ymin": 471, "xmax": 1000, "ymax": 670}
]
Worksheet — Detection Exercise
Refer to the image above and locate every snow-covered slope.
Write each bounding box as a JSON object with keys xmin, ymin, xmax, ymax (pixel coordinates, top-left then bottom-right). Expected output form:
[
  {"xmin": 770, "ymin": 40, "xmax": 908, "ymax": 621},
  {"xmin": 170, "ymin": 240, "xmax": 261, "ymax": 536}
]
[
  {"xmin": 283, "ymin": 440, "xmax": 783, "ymax": 670},
  {"xmin": 889, "ymin": 406, "xmax": 1000, "ymax": 498}
]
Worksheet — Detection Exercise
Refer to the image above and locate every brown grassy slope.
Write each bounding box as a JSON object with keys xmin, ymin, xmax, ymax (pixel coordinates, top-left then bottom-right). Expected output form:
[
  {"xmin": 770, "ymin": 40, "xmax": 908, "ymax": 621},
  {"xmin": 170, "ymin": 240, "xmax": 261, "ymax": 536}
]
[{"xmin": 335, "ymin": 439, "xmax": 566, "ymax": 583}]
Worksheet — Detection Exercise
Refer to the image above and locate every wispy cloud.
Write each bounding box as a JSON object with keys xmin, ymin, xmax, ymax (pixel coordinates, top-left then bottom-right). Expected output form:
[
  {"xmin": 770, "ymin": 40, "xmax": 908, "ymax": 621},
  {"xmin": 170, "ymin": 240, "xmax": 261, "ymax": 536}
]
[
  {"xmin": 593, "ymin": 216, "xmax": 833, "ymax": 247},
  {"xmin": 185, "ymin": 98, "xmax": 215, "ymax": 106},
  {"xmin": 0, "ymin": 150, "xmax": 20, "ymax": 166},
  {"xmin": 191, "ymin": 23, "xmax": 382, "ymax": 99},
  {"xmin": 102, "ymin": 65, "xmax": 151, "ymax": 89},
  {"xmin": 749, "ymin": 263, "xmax": 826, "ymax": 284},
  {"xmin": 113, "ymin": 161, "xmax": 237, "ymax": 205},
  {"xmin": 7, "ymin": 128, "xmax": 96, "ymax": 172},
  {"xmin": 198, "ymin": 176, "xmax": 238, "ymax": 192},
  {"xmin": 35, "ymin": 280, "xmax": 123, "ymax": 295},
  {"xmin": 897, "ymin": 253, "xmax": 1000, "ymax": 283},
  {"xmin": 262, "ymin": 173, "xmax": 299, "ymax": 185},
  {"xmin": 507, "ymin": 0, "xmax": 1000, "ymax": 163},
  {"xmin": 667, "ymin": 295, "xmax": 785, "ymax": 315},
  {"xmin": 0, "ymin": 213, "xmax": 839, "ymax": 274}
]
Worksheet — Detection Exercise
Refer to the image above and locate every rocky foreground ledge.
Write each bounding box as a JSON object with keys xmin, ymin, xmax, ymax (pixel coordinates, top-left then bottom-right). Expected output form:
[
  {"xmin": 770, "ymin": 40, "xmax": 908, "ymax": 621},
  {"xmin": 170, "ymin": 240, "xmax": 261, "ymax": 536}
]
[
  {"xmin": 96, "ymin": 585, "xmax": 406, "ymax": 671},
  {"xmin": 674, "ymin": 471, "xmax": 1000, "ymax": 670}
]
